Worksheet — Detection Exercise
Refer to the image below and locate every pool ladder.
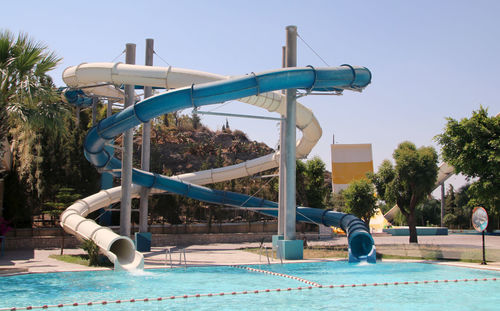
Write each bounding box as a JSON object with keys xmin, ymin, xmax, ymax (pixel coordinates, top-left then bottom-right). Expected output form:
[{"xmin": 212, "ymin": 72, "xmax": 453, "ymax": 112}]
[
  {"xmin": 259, "ymin": 245, "xmax": 283, "ymax": 265},
  {"xmin": 165, "ymin": 247, "xmax": 187, "ymax": 268}
]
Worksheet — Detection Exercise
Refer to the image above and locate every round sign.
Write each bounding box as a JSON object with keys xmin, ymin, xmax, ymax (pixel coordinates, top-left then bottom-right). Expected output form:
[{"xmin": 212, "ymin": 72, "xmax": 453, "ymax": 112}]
[{"xmin": 472, "ymin": 207, "xmax": 488, "ymax": 232}]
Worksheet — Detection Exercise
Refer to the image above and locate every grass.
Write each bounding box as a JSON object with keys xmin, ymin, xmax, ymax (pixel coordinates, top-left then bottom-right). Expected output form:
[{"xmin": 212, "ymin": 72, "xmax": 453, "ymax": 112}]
[
  {"xmin": 49, "ymin": 254, "xmax": 90, "ymax": 266},
  {"xmin": 49, "ymin": 254, "xmax": 113, "ymax": 267},
  {"xmin": 243, "ymin": 246, "xmax": 348, "ymax": 260},
  {"xmin": 375, "ymin": 244, "xmax": 500, "ymax": 263},
  {"xmin": 244, "ymin": 244, "xmax": 500, "ymax": 263}
]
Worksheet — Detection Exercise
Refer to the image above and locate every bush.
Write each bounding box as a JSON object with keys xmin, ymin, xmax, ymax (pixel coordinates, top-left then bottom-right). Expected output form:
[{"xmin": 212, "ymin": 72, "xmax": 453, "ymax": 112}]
[{"xmin": 80, "ymin": 239, "xmax": 100, "ymax": 266}]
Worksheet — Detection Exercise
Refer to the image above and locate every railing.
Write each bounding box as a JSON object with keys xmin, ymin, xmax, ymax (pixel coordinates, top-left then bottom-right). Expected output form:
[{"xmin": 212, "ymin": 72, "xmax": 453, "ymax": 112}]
[{"xmin": 165, "ymin": 247, "xmax": 187, "ymax": 268}]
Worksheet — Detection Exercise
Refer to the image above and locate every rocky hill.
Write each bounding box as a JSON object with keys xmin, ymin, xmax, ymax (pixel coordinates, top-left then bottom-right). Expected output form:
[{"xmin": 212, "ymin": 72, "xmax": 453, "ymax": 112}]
[{"xmin": 132, "ymin": 123, "xmax": 275, "ymax": 177}]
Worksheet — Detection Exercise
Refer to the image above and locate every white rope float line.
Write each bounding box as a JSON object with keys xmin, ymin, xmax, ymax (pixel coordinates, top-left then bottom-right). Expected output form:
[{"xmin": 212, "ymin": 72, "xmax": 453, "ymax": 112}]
[
  {"xmin": 1, "ymin": 277, "xmax": 497, "ymax": 310},
  {"xmin": 231, "ymin": 265, "xmax": 323, "ymax": 287}
]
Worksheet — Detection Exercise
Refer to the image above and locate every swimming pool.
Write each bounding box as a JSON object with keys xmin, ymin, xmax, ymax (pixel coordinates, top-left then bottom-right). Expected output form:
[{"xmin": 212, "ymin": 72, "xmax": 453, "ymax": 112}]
[{"xmin": 1, "ymin": 262, "xmax": 499, "ymax": 310}]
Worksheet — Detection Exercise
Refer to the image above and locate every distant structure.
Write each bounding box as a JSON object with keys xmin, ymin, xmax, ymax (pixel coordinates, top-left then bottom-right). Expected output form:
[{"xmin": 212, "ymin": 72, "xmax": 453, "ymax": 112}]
[{"xmin": 331, "ymin": 143, "xmax": 374, "ymax": 193}]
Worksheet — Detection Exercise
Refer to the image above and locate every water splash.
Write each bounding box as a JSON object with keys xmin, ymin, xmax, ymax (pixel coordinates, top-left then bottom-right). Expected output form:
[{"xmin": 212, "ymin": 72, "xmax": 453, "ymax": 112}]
[{"xmin": 128, "ymin": 269, "xmax": 155, "ymax": 276}]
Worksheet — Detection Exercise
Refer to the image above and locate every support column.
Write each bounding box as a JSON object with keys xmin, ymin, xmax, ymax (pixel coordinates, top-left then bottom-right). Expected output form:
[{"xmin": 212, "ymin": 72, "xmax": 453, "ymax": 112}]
[
  {"xmin": 440, "ymin": 183, "xmax": 445, "ymax": 227},
  {"xmin": 136, "ymin": 39, "xmax": 154, "ymax": 252},
  {"xmin": 75, "ymin": 106, "xmax": 80, "ymax": 126},
  {"xmin": 91, "ymin": 97, "xmax": 97, "ymax": 125},
  {"xmin": 278, "ymin": 25, "xmax": 303, "ymax": 260},
  {"xmin": 139, "ymin": 38, "xmax": 153, "ymax": 233},
  {"xmin": 273, "ymin": 46, "xmax": 287, "ymax": 250},
  {"xmin": 279, "ymin": 45, "xmax": 286, "ymax": 236},
  {"xmin": 120, "ymin": 43, "xmax": 135, "ymax": 237}
]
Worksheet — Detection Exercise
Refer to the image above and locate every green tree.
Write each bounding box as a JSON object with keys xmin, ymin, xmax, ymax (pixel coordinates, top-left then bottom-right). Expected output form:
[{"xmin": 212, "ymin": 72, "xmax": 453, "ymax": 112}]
[
  {"xmin": 80, "ymin": 239, "xmax": 100, "ymax": 266},
  {"xmin": 368, "ymin": 159, "xmax": 394, "ymax": 201},
  {"xmin": 191, "ymin": 111, "xmax": 201, "ymax": 130},
  {"xmin": 443, "ymin": 184, "xmax": 473, "ymax": 229},
  {"xmin": 295, "ymin": 160, "xmax": 308, "ymax": 206},
  {"xmin": 44, "ymin": 187, "xmax": 81, "ymax": 255},
  {"xmin": 305, "ymin": 156, "xmax": 328, "ymax": 209},
  {"xmin": 435, "ymin": 107, "xmax": 499, "ymax": 229},
  {"xmin": 0, "ymin": 30, "xmax": 69, "ymax": 225},
  {"xmin": 0, "ymin": 31, "xmax": 65, "ymax": 184},
  {"xmin": 415, "ymin": 198, "xmax": 440, "ymax": 226},
  {"xmin": 373, "ymin": 142, "xmax": 438, "ymax": 243},
  {"xmin": 343, "ymin": 178, "xmax": 377, "ymax": 226},
  {"xmin": 0, "ymin": 30, "xmax": 62, "ymax": 144}
]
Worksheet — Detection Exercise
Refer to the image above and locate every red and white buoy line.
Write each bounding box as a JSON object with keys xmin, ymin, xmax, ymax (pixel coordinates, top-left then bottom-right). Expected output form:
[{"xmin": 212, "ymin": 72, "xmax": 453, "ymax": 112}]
[
  {"xmin": 231, "ymin": 265, "xmax": 323, "ymax": 287},
  {"xmin": 0, "ymin": 277, "xmax": 497, "ymax": 310}
]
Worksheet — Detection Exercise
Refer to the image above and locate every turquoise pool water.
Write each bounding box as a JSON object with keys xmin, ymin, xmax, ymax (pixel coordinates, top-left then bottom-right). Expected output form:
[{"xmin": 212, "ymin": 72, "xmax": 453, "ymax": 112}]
[{"xmin": 1, "ymin": 262, "xmax": 499, "ymax": 310}]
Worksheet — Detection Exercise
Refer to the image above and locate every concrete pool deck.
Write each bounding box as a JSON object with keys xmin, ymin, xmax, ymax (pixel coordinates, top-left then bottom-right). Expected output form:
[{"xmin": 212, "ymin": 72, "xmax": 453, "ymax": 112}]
[{"xmin": 1, "ymin": 234, "xmax": 500, "ymax": 275}]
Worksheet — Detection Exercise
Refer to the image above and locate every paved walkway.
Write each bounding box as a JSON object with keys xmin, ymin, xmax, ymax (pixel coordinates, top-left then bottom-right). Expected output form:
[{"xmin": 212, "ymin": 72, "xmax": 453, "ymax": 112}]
[{"xmin": 1, "ymin": 234, "xmax": 499, "ymax": 275}]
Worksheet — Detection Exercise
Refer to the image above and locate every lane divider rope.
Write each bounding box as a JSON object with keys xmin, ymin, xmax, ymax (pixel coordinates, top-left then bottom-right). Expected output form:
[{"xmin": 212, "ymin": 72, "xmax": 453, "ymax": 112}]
[
  {"xmin": 231, "ymin": 265, "xmax": 323, "ymax": 287},
  {"xmin": 0, "ymin": 277, "xmax": 496, "ymax": 310}
]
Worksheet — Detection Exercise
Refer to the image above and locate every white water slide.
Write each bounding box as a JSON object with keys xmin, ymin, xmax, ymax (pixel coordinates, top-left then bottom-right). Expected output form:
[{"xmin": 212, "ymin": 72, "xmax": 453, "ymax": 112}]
[{"xmin": 60, "ymin": 63, "xmax": 372, "ymax": 270}]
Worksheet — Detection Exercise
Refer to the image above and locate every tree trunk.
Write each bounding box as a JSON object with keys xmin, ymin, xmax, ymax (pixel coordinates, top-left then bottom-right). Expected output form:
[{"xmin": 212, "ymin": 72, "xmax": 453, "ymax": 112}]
[{"xmin": 408, "ymin": 211, "xmax": 418, "ymax": 244}]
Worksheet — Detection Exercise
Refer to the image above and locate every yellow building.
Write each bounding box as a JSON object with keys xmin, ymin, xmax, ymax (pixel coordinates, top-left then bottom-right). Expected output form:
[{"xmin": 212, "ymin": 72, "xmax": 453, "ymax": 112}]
[{"xmin": 331, "ymin": 143, "xmax": 374, "ymax": 194}]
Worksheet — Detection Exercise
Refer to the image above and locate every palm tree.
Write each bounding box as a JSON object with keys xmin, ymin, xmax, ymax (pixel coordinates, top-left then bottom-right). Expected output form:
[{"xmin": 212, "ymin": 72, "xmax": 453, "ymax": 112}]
[{"xmin": 0, "ymin": 30, "xmax": 68, "ymax": 213}]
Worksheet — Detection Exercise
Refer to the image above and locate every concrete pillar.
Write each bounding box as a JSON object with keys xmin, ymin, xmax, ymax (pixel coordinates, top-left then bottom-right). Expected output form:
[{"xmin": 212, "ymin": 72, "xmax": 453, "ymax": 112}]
[
  {"xmin": 273, "ymin": 46, "xmax": 287, "ymax": 249},
  {"xmin": 277, "ymin": 25, "xmax": 303, "ymax": 260},
  {"xmin": 440, "ymin": 183, "xmax": 445, "ymax": 227},
  {"xmin": 91, "ymin": 97, "xmax": 97, "ymax": 125},
  {"xmin": 120, "ymin": 43, "xmax": 135, "ymax": 237},
  {"xmin": 284, "ymin": 25, "xmax": 297, "ymax": 241},
  {"xmin": 278, "ymin": 45, "xmax": 286, "ymax": 236},
  {"xmin": 139, "ymin": 38, "xmax": 154, "ymax": 233}
]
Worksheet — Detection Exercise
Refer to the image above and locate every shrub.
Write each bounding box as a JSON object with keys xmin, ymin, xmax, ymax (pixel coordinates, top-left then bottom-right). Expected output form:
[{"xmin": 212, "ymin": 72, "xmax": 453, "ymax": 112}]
[{"xmin": 80, "ymin": 239, "xmax": 100, "ymax": 266}]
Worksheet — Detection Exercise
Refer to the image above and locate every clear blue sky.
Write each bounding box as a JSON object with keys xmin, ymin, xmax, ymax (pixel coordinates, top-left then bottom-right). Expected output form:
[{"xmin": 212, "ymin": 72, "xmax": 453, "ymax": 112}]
[{"xmin": 2, "ymin": 0, "xmax": 499, "ymax": 191}]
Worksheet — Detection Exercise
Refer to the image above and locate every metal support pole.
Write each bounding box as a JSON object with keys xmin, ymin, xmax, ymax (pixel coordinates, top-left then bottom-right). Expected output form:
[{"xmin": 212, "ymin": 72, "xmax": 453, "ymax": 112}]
[
  {"xmin": 120, "ymin": 43, "xmax": 135, "ymax": 237},
  {"xmin": 278, "ymin": 45, "xmax": 286, "ymax": 236},
  {"xmin": 139, "ymin": 38, "xmax": 153, "ymax": 233},
  {"xmin": 107, "ymin": 99, "xmax": 112, "ymax": 117},
  {"xmin": 481, "ymin": 231, "xmax": 487, "ymax": 265},
  {"xmin": 440, "ymin": 183, "xmax": 445, "ymax": 227},
  {"xmin": 284, "ymin": 25, "xmax": 297, "ymax": 241},
  {"xmin": 91, "ymin": 97, "xmax": 97, "ymax": 125},
  {"xmin": 75, "ymin": 106, "xmax": 80, "ymax": 126}
]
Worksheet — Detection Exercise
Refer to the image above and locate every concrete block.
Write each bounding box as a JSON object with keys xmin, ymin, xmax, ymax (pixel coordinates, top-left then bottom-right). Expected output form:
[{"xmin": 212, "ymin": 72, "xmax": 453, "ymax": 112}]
[
  {"xmin": 135, "ymin": 232, "xmax": 152, "ymax": 252},
  {"xmin": 277, "ymin": 239, "xmax": 303, "ymax": 260}
]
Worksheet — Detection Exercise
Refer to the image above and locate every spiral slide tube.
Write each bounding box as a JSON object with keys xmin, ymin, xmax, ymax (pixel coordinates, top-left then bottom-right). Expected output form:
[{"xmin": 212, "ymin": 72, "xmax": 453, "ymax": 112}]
[{"xmin": 61, "ymin": 63, "xmax": 374, "ymax": 270}]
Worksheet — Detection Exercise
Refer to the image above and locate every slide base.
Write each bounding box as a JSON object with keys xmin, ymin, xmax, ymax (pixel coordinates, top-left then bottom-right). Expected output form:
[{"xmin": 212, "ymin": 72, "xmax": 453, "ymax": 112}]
[
  {"xmin": 272, "ymin": 235, "xmax": 284, "ymax": 249},
  {"xmin": 277, "ymin": 239, "xmax": 304, "ymax": 260},
  {"xmin": 135, "ymin": 232, "xmax": 152, "ymax": 252}
]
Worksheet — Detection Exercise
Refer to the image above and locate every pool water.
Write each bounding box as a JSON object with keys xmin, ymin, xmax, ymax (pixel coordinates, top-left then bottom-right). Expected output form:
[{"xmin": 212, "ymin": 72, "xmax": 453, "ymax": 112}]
[{"xmin": 1, "ymin": 262, "xmax": 499, "ymax": 310}]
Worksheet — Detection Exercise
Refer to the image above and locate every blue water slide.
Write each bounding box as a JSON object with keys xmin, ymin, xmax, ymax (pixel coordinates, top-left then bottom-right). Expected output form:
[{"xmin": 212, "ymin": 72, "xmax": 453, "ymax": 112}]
[
  {"xmin": 60, "ymin": 88, "xmax": 94, "ymax": 107},
  {"xmin": 83, "ymin": 65, "xmax": 376, "ymax": 263}
]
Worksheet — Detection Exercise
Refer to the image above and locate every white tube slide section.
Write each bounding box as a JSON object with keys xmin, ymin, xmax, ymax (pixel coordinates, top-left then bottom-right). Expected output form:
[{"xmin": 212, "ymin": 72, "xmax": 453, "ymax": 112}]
[
  {"xmin": 60, "ymin": 63, "xmax": 322, "ymax": 270},
  {"xmin": 60, "ymin": 185, "xmax": 144, "ymax": 270}
]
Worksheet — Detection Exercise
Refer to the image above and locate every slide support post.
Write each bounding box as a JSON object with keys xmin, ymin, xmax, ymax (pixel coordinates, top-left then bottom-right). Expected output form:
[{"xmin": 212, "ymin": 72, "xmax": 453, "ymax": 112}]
[
  {"xmin": 137, "ymin": 38, "xmax": 154, "ymax": 251},
  {"xmin": 139, "ymin": 38, "xmax": 153, "ymax": 233},
  {"xmin": 120, "ymin": 43, "xmax": 136, "ymax": 237},
  {"xmin": 274, "ymin": 46, "xmax": 287, "ymax": 249},
  {"xmin": 281, "ymin": 25, "xmax": 303, "ymax": 260}
]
